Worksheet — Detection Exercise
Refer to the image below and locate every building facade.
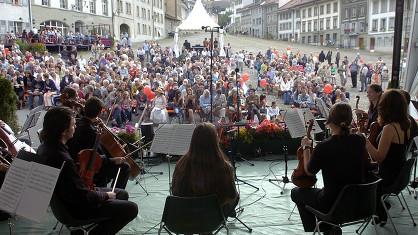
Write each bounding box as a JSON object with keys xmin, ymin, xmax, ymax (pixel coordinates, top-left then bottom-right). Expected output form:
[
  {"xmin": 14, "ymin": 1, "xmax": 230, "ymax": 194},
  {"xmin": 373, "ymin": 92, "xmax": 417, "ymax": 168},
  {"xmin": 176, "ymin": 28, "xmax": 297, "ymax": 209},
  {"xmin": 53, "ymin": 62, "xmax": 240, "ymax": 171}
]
[
  {"xmin": 113, "ymin": 0, "xmax": 165, "ymax": 42},
  {"xmin": 264, "ymin": 0, "xmax": 279, "ymax": 39},
  {"xmin": 367, "ymin": 0, "xmax": 402, "ymax": 52},
  {"xmin": 32, "ymin": 0, "xmax": 112, "ymax": 36},
  {"xmin": 340, "ymin": 0, "xmax": 368, "ymax": 49},
  {"xmin": 277, "ymin": 0, "xmax": 301, "ymax": 42},
  {"xmin": 0, "ymin": 0, "xmax": 30, "ymax": 36},
  {"xmin": 298, "ymin": 0, "xmax": 340, "ymax": 46},
  {"xmin": 165, "ymin": 0, "xmax": 188, "ymax": 34}
]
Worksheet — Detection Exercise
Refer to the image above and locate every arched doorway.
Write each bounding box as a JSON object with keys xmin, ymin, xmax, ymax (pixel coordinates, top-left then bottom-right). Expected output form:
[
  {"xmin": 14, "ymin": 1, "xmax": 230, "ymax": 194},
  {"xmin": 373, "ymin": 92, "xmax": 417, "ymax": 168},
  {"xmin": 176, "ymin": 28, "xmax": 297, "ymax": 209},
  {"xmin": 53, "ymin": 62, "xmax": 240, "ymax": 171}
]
[
  {"xmin": 40, "ymin": 20, "xmax": 69, "ymax": 35},
  {"xmin": 74, "ymin": 21, "xmax": 84, "ymax": 34},
  {"xmin": 120, "ymin": 24, "xmax": 130, "ymax": 38}
]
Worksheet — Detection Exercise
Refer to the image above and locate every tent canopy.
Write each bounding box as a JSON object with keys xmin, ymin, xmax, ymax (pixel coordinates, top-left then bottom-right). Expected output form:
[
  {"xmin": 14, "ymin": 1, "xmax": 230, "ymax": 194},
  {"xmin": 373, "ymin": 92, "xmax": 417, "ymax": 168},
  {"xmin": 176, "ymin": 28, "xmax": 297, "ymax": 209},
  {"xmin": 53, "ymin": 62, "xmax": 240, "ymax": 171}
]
[{"xmin": 177, "ymin": 0, "xmax": 220, "ymax": 31}]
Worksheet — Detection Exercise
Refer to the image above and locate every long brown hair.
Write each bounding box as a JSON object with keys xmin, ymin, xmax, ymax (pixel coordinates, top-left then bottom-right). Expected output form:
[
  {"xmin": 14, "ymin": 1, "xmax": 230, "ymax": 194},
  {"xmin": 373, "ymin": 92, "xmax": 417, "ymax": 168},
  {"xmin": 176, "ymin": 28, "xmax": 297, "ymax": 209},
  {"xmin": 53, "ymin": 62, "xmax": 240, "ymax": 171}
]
[
  {"xmin": 378, "ymin": 89, "xmax": 410, "ymax": 131},
  {"xmin": 172, "ymin": 123, "xmax": 234, "ymax": 201}
]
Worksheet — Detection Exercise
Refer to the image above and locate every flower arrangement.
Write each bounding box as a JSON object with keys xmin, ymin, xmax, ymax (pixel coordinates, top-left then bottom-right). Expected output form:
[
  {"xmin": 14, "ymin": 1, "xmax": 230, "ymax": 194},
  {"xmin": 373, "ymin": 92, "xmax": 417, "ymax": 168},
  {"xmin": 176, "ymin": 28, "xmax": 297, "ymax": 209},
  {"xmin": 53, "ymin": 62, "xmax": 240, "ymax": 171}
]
[
  {"xmin": 254, "ymin": 119, "xmax": 289, "ymax": 140},
  {"xmin": 238, "ymin": 126, "xmax": 255, "ymax": 144},
  {"xmin": 112, "ymin": 125, "xmax": 140, "ymax": 144}
]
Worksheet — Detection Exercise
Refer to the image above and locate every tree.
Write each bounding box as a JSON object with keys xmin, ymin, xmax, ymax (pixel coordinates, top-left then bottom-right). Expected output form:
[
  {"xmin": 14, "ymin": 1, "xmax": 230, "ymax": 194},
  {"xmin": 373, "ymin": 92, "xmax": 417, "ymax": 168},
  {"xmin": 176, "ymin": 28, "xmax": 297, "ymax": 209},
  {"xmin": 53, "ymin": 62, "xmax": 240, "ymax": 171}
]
[
  {"xmin": 0, "ymin": 77, "xmax": 19, "ymax": 132},
  {"xmin": 218, "ymin": 11, "xmax": 233, "ymax": 28}
]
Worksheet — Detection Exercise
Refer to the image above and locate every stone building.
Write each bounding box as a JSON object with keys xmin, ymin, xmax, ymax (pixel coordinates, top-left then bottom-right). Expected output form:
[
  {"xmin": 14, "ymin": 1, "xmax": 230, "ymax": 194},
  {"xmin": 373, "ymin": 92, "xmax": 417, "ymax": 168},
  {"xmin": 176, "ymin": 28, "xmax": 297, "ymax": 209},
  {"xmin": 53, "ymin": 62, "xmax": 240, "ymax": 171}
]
[
  {"xmin": 340, "ymin": 0, "xmax": 368, "ymax": 49},
  {"xmin": 0, "ymin": 0, "xmax": 30, "ymax": 36}
]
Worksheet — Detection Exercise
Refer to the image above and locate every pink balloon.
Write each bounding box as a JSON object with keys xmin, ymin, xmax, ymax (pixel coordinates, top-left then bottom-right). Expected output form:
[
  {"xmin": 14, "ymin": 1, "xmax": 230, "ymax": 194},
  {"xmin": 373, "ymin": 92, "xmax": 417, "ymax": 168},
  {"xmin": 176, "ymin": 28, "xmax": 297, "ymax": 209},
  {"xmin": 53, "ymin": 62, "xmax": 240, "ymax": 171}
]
[{"xmin": 260, "ymin": 79, "xmax": 267, "ymax": 88}]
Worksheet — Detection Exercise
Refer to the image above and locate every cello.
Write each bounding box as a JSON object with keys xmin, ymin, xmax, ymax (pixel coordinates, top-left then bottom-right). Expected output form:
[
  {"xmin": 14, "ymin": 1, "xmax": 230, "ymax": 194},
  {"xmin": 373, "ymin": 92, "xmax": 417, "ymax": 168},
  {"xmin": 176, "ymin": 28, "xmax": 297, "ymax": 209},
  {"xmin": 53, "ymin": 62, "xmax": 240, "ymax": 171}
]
[
  {"xmin": 291, "ymin": 119, "xmax": 317, "ymax": 188},
  {"xmin": 78, "ymin": 128, "xmax": 103, "ymax": 190}
]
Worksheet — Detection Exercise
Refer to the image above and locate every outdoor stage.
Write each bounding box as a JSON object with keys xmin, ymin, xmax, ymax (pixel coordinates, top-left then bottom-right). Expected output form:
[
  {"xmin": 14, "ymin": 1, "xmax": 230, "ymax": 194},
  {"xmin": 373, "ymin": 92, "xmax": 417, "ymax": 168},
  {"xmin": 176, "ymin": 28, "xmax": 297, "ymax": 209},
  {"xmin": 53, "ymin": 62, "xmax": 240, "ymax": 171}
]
[{"xmin": 1, "ymin": 157, "xmax": 418, "ymax": 234}]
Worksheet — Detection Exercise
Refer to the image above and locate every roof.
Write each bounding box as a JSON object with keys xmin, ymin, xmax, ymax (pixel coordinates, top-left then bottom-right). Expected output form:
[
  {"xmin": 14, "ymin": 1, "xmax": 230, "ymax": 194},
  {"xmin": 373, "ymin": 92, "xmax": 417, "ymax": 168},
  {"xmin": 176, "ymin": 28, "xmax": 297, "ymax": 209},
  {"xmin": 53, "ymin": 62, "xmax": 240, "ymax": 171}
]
[
  {"xmin": 278, "ymin": 0, "xmax": 309, "ymax": 11},
  {"xmin": 177, "ymin": 0, "xmax": 219, "ymax": 31}
]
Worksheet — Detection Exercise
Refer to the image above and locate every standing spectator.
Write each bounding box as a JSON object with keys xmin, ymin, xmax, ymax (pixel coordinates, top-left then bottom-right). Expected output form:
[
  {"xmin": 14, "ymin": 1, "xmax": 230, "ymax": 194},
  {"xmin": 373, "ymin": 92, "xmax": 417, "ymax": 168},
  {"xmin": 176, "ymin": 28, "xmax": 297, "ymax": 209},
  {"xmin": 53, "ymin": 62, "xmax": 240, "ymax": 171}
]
[{"xmin": 349, "ymin": 61, "xmax": 359, "ymax": 88}]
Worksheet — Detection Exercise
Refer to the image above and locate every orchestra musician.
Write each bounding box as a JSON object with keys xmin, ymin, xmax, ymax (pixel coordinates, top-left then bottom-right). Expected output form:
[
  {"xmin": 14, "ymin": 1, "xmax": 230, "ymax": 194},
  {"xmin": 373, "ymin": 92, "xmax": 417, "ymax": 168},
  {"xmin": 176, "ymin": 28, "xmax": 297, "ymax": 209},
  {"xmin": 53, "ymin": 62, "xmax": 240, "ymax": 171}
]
[
  {"xmin": 37, "ymin": 107, "xmax": 138, "ymax": 235},
  {"xmin": 60, "ymin": 86, "xmax": 85, "ymax": 117},
  {"xmin": 291, "ymin": 103, "xmax": 368, "ymax": 235},
  {"xmin": 364, "ymin": 89, "xmax": 411, "ymax": 225},
  {"xmin": 356, "ymin": 84, "xmax": 383, "ymax": 131},
  {"xmin": 172, "ymin": 123, "xmax": 239, "ymax": 216},
  {"xmin": 67, "ymin": 97, "xmax": 131, "ymax": 189}
]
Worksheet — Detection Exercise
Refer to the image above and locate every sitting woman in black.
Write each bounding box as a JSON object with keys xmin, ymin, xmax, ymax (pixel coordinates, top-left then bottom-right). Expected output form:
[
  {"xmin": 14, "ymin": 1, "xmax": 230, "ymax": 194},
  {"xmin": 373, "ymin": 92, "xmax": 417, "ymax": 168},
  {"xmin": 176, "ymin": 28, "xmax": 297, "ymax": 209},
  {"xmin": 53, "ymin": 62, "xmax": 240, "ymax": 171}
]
[
  {"xmin": 365, "ymin": 89, "xmax": 410, "ymax": 225},
  {"xmin": 291, "ymin": 103, "xmax": 368, "ymax": 234},
  {"xmin": 172, "ymin": 122, "xmax": 238, "ymax": 215},
  {"xmin": 37, "ymin": 107, "xmax": 138, "ymax": 235}
]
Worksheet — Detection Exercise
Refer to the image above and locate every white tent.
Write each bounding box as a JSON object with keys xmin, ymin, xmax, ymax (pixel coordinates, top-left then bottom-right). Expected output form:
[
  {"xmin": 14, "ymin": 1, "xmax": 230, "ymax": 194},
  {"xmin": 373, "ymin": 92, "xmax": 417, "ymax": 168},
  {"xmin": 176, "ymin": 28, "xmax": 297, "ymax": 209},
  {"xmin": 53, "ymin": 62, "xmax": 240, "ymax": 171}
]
[
  {"xmin": 177, "ymin": 0, "xmax": 220, "ymax": 31},
  {"xmin": 174, "ymin": 0, "xmax": 222, "ymax": 57}
]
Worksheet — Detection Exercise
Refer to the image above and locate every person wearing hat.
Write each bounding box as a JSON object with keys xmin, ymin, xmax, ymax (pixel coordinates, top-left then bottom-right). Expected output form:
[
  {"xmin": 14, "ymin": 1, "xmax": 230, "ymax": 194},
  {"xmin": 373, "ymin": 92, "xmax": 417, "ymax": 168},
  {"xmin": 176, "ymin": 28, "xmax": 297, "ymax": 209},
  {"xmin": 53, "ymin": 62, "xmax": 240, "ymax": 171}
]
[{"xmin": 150, "ymin": 87, "xmax": 168, "ymax": 124}]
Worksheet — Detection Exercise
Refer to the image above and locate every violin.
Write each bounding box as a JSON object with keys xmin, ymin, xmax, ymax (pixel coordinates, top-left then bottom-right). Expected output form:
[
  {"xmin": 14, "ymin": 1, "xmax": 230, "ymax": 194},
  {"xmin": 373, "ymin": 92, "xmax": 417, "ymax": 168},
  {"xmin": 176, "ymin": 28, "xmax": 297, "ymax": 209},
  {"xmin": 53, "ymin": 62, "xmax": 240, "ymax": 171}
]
[
  {"xmin": 353, "ymin": 96, "xmax": 368, "ymax": 133},
  {"xmin": 291, "ymin": 119, "xmax": 317, "ymax": 188},
  {"xmin": 0, "ymin": 126, "xmax": 18, "ymax": 157},
  {"xmin": 78, "ymin": 127, "xmax": 103, "ymax": 190},
  {"xmin": 95, "ymin": 119, "xmax": 142, "ymax": 180},
  {"xmin": 0, "ymin": 141, "xmax": 13, "ymax": 171},
  {"xmin": 60, "ymin": 93, "xmax": 85, "ymax": 111}
]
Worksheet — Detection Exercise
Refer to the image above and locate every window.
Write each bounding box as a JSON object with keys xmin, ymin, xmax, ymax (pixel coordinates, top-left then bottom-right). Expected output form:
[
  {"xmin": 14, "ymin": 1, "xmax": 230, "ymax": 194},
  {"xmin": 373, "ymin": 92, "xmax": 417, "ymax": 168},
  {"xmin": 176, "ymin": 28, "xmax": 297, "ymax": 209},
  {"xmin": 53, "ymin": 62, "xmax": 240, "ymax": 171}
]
[
  {"xmin": 308, "ymin": 8, "xmax": 311, "ymax": 17},
  {"xmin": 326, "ymin": 18, "xmax": 330, "ymax": 29},
  {"xmin": 136, "ymin": 6, "xmax": 139, "ymax": 17},
  {"xmin": 388, "ymin": 17, "xmax": 395, "ymax": 30},
  {"xmin": 333, "ymin": 2, "xmax": 338, "ymax": 13},
  {"xmin": 125, "ymin": 3, "xmax": 131, "ymax": 15},
  {"xmin": 60, "ymin": 0, "xmax": 67, "ymax": 8},
  {"xmin": 147, "ymin": 10, "xmax": 150, "ymax": 20},
  {"xmin": 314, "ymin": 7, "xmax": 318, "ymax": 16},
  {"xmin": 40, "ymin": 20, "xmax": 68, "ymax": 35},
  {"xmin": 137, "ymin": 23, "xmax": 140, "ymax": 35},
  {"xmin": 302, "ymin": 9, "xmax": 306, "ymax": 18},
  {"xmin": 102, "ymin": 0, "xmax": 108, "ymax": 15},
  {"xmin": 351, "ymin": 22, "xmax": 356, "ymax": 32},
  {"xmin": 360, "ymin": 6, "xmax": 365, "ymax": 17},
  {"xmin": 333, "ymin": 17, "xmax": 338, "ymax": 29},
  {"xmin": 351, "ymin": 8, "xmax": 356, "ymax": 17},
  {"xmin": 372, "ymin": 0, "xmax": 379, "ymax": 14},
  {"xmin": 320, "ymin": 5, "xmax": 324, "ymax": 15},
  {"xmin": 372, "ymin": 19, "xmax": 378, "ymax": 31},
  {"xmin": 0, "ymin": 20, "xmax": 6, "ymax": 34},
  {"xmin": 326, "ymin": 3, "xmax": 331, "ymax": 14},
  {"xmin": 345, "ymin": 8, "xmax": 349, "ymax": 19},
  {"xmin": 89, "ymin": 0, "xmax": 96, "ymax": 14},
  {"xmin": 308, "ymin": 21, "xmax": 311, "ymax": 32},
  {"xmin": 302, "ymin": 21, "xmax": 306, "ymax": 32},
  {"xmin": 380, "ymin": 18, "xmax": 386, "ymax": 31},
  {"xmin": 296, "ymin": 10, "xmax": 300, "ymax": 18},
  {"xmin": 389, "ymin": 0, "xmax": 395, "ymax": 11},
  {"xmin": 360, "ymin": 22, "xmax": 366, "ymax": 32},
  {"xmin": 314, "ymin": 20, "xmax": 318, "ymax": 31},
  {"xmin": 74, "ymin": 0, "xmax": 82, "ymax": 11},
  {"xmin": 41, "ymin": 0, "xmax": 49, "ymax": 6},
  {"xmin": 142, "ymin": 24, "xmax": 146, "ymax": 35},
  {"xmin": 381, "ymin": 0, "xmax": 387, "ymax": 13},
  {"xmin": 320, "ymin": 19, "xmax": 324, "ymax": 30},
  {"xmin": 142, "ymin": 8, "xmax": 146, "ymax": 19},
  {"xmin": 117, "ymin": 0, "xmax": 123, "ymax": 14}
]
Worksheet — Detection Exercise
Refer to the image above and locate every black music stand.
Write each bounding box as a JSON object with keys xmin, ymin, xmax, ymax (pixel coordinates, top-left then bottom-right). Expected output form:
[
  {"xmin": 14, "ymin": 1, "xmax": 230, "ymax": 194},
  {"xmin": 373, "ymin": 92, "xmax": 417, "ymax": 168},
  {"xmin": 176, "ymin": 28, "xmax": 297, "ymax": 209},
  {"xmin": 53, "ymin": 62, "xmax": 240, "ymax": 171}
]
[{"xmin": 14, "ymin": 111, "xmax": 42, "ymax": 147}]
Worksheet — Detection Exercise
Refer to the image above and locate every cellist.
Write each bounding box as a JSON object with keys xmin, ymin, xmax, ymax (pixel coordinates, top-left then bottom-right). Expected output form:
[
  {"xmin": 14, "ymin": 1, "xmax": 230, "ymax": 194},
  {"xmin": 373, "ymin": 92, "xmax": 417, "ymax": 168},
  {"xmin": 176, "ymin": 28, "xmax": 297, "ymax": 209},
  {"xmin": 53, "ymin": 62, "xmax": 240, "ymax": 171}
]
[
  {"xmin": 291, "ymin": 103, "xmax": 368, "ymax": 234},
  {"xmin": 37, "ymin": 107, "xmax": 137, "ymax": 235},
  {"xmin": 67, "ymin": 97, "xmax": 131, "ymax": 189}
]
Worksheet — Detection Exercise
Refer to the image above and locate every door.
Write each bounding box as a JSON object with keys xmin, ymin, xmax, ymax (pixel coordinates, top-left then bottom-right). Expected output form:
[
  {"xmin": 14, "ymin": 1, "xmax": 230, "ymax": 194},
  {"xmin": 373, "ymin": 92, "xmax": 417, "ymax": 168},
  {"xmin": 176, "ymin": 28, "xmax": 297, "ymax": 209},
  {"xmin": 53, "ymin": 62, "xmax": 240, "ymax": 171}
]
[
  {"xmin": 359, "ymin": 38, "xmax": 365, "ymax": 49},
  {"xmin": 320, "ymin": 35, "xmax": 324, "ymax": 46},
  {"xmin": 370, "ymin": 38, "xmax": 375, "ymax": 50}
]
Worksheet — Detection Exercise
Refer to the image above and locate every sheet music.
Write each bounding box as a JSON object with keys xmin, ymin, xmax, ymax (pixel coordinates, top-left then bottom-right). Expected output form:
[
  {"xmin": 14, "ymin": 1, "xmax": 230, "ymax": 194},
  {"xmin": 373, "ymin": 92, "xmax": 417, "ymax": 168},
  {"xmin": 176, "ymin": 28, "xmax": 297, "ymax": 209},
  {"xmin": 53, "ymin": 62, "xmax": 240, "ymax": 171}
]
[
  {"xmin": 16, "ymin": 162, "xmax": 61, "ymax": 222},
  {"xmin": 0, "ymin": 158, "xmax": 61, "ymax": 222},
  {"xmin": 284, "ymin": 109, "xmax": 323, "ymax": 138},
  {"xmin": 284, "ymin": 109, "xmax": 307, "ymax": 138},
  {"xmin": 151, "ymin": 124, "xmax": 195, "ymax": 156},
  {"xmin": 0, "ymin": 158, "xmax": 32, "ymax": 215}
]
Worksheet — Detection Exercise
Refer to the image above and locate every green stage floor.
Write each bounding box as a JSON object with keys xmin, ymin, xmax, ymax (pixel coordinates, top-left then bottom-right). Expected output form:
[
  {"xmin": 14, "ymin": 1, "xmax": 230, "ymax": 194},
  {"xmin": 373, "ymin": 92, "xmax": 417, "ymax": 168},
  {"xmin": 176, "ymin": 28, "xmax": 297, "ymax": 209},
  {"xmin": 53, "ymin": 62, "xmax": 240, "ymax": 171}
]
[{"xmin": 1, "ymin": 158, "xmax": 418, "ymax": 235}]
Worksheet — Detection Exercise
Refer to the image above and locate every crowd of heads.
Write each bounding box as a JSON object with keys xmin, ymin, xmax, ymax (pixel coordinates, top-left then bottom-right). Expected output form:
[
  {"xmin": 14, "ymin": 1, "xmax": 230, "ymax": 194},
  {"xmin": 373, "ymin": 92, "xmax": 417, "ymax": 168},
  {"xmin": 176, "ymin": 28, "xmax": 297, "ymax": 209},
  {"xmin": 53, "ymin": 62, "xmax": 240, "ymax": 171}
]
[{"xmin": 0, "ymin": 35, "xmax": 393, "ymax": 127}]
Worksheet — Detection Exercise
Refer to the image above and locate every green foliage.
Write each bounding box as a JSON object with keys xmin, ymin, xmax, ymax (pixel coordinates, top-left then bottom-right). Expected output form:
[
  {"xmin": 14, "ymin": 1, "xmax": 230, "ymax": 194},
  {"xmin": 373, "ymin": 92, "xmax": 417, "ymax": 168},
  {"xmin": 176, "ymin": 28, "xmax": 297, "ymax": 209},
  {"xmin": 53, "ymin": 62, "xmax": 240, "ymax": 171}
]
[
  {"xmin": 218, "ymin": 11, "xmax": 233, "ymax": 27},
  {"xmin": 15, "ymin": 40, "xmax": 47, "ymax": 54},
  {"xmin": 0, "ymin": 77, "xmax": 19, "ymax": 132}
]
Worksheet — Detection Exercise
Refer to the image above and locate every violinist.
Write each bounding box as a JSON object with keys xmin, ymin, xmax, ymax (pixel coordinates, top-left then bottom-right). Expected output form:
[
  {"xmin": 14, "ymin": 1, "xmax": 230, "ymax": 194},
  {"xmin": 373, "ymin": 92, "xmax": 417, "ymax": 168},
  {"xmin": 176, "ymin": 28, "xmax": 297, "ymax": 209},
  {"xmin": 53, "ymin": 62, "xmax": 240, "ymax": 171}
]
[
  {"xmin": 60, "ymin": 87, "xmax": 84, "ymax": 117},
  {"xmin": 291, "ymin": 103, "xmax": 368, "ymax": 234},
  {"xmin": 364, "ymin": 89, "xmax": 411, "ymax": 225},
  {"xmin": 355, "ymin": 84, "xmax": 382, "ymax": 131},
  {"xmin": 67, "ymin": 97, "xmax": 131, "ymax": 189},
  {"xmin": 37, "ymin": 107, "xmax": 138, "ymax": 235}
]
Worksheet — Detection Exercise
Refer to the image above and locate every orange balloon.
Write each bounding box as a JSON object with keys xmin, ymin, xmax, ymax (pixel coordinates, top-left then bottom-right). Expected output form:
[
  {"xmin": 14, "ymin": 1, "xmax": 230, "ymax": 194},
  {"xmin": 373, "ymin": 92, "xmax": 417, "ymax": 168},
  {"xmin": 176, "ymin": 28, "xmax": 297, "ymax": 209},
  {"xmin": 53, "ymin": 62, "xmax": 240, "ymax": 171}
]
[
  {"xmin": 147, "ymin": 91, "xmax": 155, "ymax": 100},
  {"xmin": 260, "ymin": 79, "xmax": 267, "ymax": 88},
  {"xmin": 324, "ymin": 84, "xmax": 333, "ymax": 94},
  {"xmin": 143, "ymin": 85, "xmax": 151, "ymax": 95}
]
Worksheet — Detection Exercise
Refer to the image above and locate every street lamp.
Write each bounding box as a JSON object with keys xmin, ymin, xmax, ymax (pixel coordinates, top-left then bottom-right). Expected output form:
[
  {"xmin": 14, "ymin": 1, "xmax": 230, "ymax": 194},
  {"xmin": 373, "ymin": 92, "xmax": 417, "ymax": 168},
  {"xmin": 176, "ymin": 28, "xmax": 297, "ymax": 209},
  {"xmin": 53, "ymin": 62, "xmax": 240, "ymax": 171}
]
[{"xmin": 202, "ymin": 25, "xmax": 223, "ymax": 123}]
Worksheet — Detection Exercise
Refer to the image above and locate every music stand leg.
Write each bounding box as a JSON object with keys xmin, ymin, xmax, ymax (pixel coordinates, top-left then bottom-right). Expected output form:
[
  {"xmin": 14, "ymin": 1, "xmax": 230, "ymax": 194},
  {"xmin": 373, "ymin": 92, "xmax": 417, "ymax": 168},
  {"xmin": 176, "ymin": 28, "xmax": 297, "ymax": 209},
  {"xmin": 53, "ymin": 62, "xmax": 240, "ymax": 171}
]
[
  {"xmin": 268, "ymin": 145, "xmax": 292, "ymax": 194},
  {"xmin": 134, "ymin": 177, "xmax": 149, "ymax": 196},
  {"xmin": 166, "ymin": 155, "xmax": 173, "ymax": 195},
  {"xmin": 236, "ymin": 178, "xmax": 259, "ymax": 191},
  {"xmin": 235, "ymin": 153, "xmax": 255, "ymax": 166}
]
